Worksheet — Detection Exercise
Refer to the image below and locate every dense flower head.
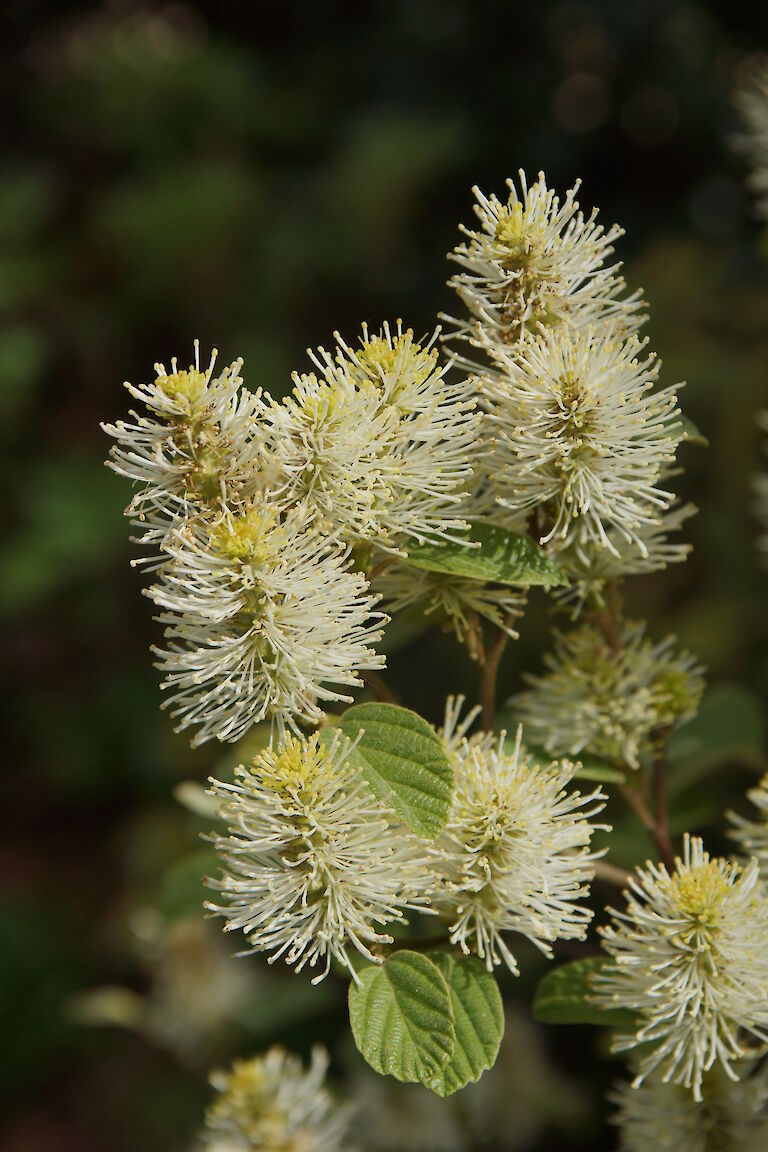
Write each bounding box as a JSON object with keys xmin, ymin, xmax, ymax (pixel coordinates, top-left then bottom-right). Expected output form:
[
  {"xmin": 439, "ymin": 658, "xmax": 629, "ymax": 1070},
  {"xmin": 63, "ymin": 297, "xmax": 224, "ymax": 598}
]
[
  {"xmin": 203, "ymin": 1046, "xmax": 352, "ymax": 1152},
  {"xmin": 429, "ymin": 699, "xmax": 607, "ymax": 973},
  {"xmin": 593, "ymin": 836, "xmax": 768, "ymax": 1101},
  {"xmin": 443, "ymin": 171, "xmax": 643, "ymax": 368},
  {"xmin": 728, "ymin": 774, "xmax": 768, "ymax": 877},
  {"xmin": 148, "ymin": 502, "xmax": 385, "ymax": 744},
  {"xmin": 207, "ymin": 730, "xmax": 431, "ymax": 981},
  {"xmin": 611, "ymin": 1062, "xmax": 768, "ymax": 1152},
  {"xmin": 103, "ymin": 343, "xmax": 265, "ymax": 557},
  {"xmin": 482, "ymin": 326, "xmax": 683, "ymax": 560},
  {"xmin": 513, "ymin": 619, "xmax": 704, "ymax": 770},
  {"xmin": 734, "ymin": 57, "xmax": 768, "ymax": 219},
  {"xmin": 264, "ymin": 322, "xmax": 480, "ymax": 549}
]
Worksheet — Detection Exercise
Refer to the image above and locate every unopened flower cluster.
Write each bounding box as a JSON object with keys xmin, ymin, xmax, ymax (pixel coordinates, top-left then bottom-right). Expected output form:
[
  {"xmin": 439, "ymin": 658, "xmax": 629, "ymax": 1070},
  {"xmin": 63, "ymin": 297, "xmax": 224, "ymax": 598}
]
[
  {"xmin": 202, "ymin": 1046, "xmax": 352, "ymax": 1152},
  {"xmin": 611, "ymin": 1061, "xmax": 768, "ymax": 1152},
  {"xmin": 514, "ymin": 619, "xmax": 704, "ymax": 770}
]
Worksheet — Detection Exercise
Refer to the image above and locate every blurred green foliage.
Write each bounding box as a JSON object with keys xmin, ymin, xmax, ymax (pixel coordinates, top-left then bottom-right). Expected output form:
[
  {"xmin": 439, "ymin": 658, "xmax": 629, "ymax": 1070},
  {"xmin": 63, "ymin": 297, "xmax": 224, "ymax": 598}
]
[{"xmin": 1, "ymin": 2, "xmax": 766, "ymax": 1149}]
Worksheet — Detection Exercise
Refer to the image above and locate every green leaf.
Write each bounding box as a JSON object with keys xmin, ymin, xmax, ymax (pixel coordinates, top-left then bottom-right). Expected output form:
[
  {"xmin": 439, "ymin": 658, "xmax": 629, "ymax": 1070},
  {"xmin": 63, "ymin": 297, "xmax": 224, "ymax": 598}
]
[
  {"xmin": 427, "ymin": 955, "xmax": 504, "ymax": 1096},
  {"xmin": 348, "ymin": 951, "xmax": 455, "ymax": 1084},
  {"xmin": 667, "ymin": 684, "xmax": 767, "ymax": 794},
  {"xmin": 336, "ymin": 703, "xmax": 453, "ymax": 839},
  {"xmin": 533, "ymin": 958, "xmax": 636, "ymax": 1027},
  {"xmin": 401, "ymin": 522, "xmax": 567, "ymax": 588},
  {"xmin": 679, "ymin": 415, "xmax": 709, "ymax": 447},
  {"xmin": 159, "ymin": 847, "xmax": 219, "ymax": 922}
]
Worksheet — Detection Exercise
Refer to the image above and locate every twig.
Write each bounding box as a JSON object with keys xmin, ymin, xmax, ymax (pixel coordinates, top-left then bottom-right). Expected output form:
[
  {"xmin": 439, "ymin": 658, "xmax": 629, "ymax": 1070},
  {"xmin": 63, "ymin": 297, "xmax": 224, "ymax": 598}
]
[
  {"xmin": 619, "ymin": 777, "xmax": 674, "ymax": 872},
  {"xmin": 593, "ymin": 860, "xmax": 632, "ymax": 889},
  {"xmin": 619, "ymin": 783, "xmax": 658, "ymax": 839},
  {"xmin": 362, "ymin": 670, "xmax": 398, "ymax": 705},
  {"xmin": 479, "ymin": 624, "xmax": 510, "ymax": 730},
  {"xmin": 653, "ymin": 736, "xmax": 675, "ymax": 871}
]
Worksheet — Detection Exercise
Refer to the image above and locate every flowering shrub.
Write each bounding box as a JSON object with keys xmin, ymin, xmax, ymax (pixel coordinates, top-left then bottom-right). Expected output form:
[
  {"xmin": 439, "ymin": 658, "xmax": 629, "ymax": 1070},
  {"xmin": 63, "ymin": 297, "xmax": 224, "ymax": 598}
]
[{"xmin": 104, "ymin": 144, "xmax": 768, "ymax": 1147}]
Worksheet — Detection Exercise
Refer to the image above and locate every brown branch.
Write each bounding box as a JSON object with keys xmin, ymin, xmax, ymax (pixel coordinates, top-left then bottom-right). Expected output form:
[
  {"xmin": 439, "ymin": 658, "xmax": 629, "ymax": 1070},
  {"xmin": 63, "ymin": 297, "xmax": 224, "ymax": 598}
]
[
  {"xmin": 362, "ymin": 670, "xmax": 398, "ymax": 705},
  {"xmin": 620, "ymin": 773, "xmax": 674, "ymax": 872},
  {"xmin": 479, "ymin": 624, "xmax": 510, "ymax": 730},
  {"xmin": 593, "ymin": 860, "xmax": 632, "ymax": 888},
  {"xmin": 619, "ymin": 783, "xmax": 658, "ymax": 839},
  {"xmin": 652, "ymin": 735, "xmax": 675, "ymax": 871}
]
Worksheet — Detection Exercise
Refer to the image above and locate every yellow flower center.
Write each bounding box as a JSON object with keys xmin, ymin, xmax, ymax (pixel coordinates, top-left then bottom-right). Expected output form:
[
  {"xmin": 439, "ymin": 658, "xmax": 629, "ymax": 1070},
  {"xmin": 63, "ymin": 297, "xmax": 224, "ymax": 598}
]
[
  {"xmin": 156, "ymin": 367, "xmax": 208, "ymax": 403},
  {"xmin": 211, "ymin": 507, "xmax": 282, "ymax": 563},
  {"xmin": 356, "ymin": 333, "xmax": 438, "ymax": 398},
  {"xmin": 495, "ymin": 202, "xmax": 545, "ymax": 264},
  {"xmin": 671, "ymin": 863, "xmax": 730, "ymax": 929},
  {"xmin": 258, "ymin": 734, "xmax": 331, "ymax": 801}
]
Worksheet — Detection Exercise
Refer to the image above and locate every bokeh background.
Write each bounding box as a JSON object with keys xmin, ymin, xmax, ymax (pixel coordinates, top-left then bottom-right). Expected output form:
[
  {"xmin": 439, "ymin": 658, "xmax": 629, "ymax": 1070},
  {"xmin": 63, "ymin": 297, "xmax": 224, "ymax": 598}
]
[{"xmin": 2, "ymin": 2, "xmax": 767, "ymax": 1149}]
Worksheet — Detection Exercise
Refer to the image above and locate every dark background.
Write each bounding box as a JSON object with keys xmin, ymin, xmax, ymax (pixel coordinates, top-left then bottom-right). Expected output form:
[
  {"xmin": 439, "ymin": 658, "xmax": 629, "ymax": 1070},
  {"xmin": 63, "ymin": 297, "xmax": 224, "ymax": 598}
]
[{"xmin": 1, "ymin": 2, "xmax": 767, "ymax": 1149}]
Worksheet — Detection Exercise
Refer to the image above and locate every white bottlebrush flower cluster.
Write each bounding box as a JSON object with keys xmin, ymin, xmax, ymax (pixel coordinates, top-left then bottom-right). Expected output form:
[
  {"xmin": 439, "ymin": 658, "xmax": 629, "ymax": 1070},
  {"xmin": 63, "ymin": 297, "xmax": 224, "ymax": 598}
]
[
  {"xmin": 104, "ymin": 325, "xmax": 478, "ymax": 740},
  {"xmin": 148, "ymin": 504, "xmax": 383, "ymax": 743},
  {"xmin": 729, "ymin": 773, "xmax": 768, "ymax": 876},
  {"xmin": 103, "ymin": 348, "xmax": 262, "ymax": 555},
  {"xmin": 554, "ymin": 502, "xmax": 696, "ymax": 611},
  {"xmin": 430, "ymin": 699, "xmax": 607, "ymax": 973},
  {"xmin": 611, "ymin": 1062, "xmax": 768, "ymax": 1152},
  {"xmin": 513, "ymin": 619, "xmax": 704, "ymax": 770},
  {"xmin": 443, "ymin": 170, "xmax": 693, "ymax": 592},
  {"xmin": 734, "ymin": 56, "xmax": 768, "ymax": 220},
  {"xmin": 593, "ymin": 835, "xmax": 768, "ymax": 1101},
  {"xmin": 482, "ymin": 328, "xmax": 681, "ymax": 560},
  {"xmin": 266, "ymin": 322, "xmax": 479, "ymax": 549},
  {"xmin": 443, "ymin": 171, "xmax": 642, "ymax": 360},
  {"xmin": 206, "ymin": 730, "xmax": 431, "ymax": 982},
  {"xmin": 203, "ymin": 1046, "xmax": 352, "ymax": 1152}
]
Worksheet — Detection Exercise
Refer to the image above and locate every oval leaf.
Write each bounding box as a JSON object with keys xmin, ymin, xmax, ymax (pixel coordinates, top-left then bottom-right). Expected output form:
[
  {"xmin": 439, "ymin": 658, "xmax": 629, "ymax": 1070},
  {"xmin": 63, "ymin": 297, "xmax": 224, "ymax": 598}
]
[
  {"xmin": 427, "ymin": 954, "xmax": 504, "ymax": 1096},
  {"xmin": 337, "ymin": 703, "xmax": 453, "ymax": 839},
  {"xmin": 402, "ymin": 522, "xmax": 567, "ymax": 588},
  {"xmin": 348, "ymin": 951, "xmax": 455, "ymax": 1084},
  {"xmin": 533, "ymin": 957, "xmax": 637, "ymax": 1027}
]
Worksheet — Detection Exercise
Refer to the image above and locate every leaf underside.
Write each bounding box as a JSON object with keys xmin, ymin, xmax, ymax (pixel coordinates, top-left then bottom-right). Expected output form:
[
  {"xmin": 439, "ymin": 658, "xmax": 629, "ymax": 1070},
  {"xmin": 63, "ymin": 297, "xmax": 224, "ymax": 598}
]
[{"xmin": 401, "ymin": 521, "xmax": 567, "ymax": 588}]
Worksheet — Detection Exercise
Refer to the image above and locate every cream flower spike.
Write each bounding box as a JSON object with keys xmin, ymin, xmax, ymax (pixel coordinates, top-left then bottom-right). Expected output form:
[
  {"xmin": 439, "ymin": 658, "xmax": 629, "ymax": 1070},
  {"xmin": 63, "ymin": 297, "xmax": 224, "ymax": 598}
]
[
  {"xmin": 443, "ymin": 170, "xmax": 644, "ymax": 368},
  {"xmin": 207, "ymin": 730, "xmax": 432, "ymax": 981},
  {"xmin": 593, "ymin": 835, "xmax": 768, "ymax": 1101},
  {"xmin": 266, "ymin": 321, "xmax": 480, "ymax": 550},
  {"xmin": 149, "ymin": 502, "xmax": 386, "ymax": 744},
  {"xmin": 431, "ymin": 706, "xmax": 607, "ymax": 974}
]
